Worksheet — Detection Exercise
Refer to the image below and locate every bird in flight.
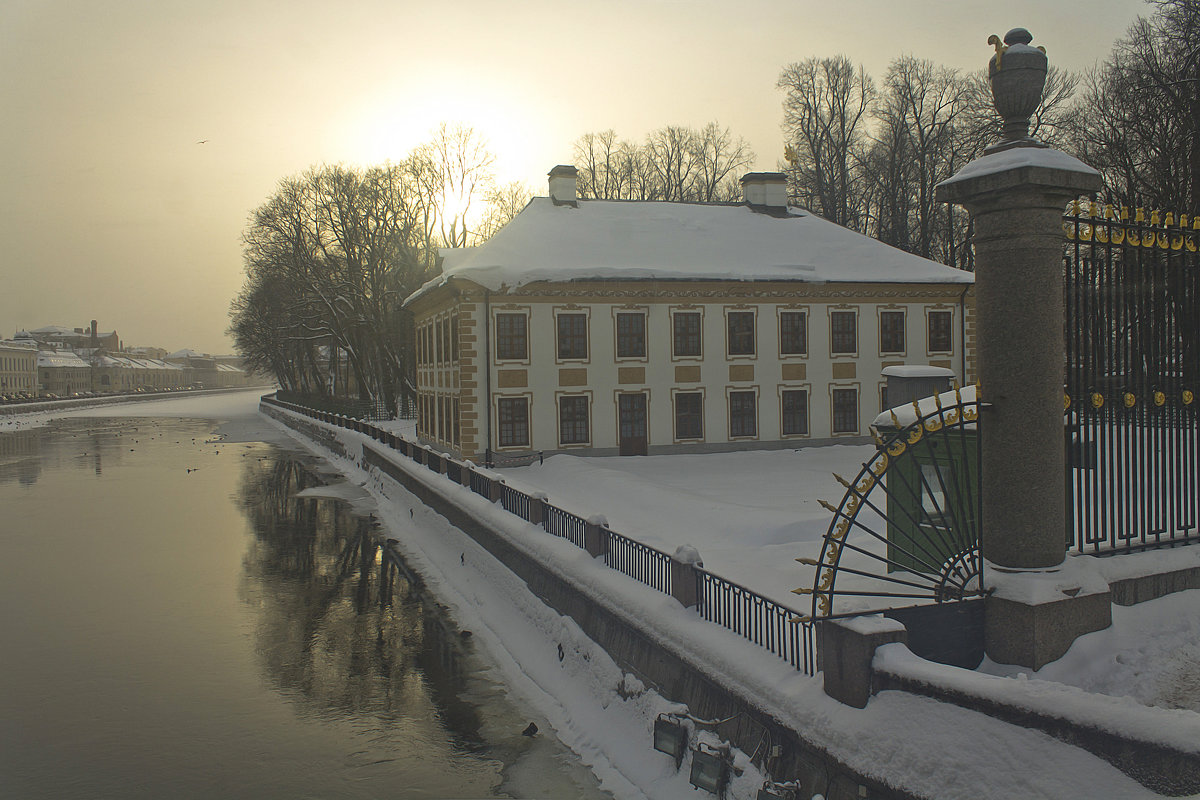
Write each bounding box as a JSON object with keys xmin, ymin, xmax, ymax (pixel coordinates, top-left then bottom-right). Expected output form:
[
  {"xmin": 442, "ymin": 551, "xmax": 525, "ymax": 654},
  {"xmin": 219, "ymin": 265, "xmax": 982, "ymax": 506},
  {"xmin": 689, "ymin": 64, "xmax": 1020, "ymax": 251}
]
[{"xmin": 196, "ymin": 139, "xmax": 209, "ymax": 144}]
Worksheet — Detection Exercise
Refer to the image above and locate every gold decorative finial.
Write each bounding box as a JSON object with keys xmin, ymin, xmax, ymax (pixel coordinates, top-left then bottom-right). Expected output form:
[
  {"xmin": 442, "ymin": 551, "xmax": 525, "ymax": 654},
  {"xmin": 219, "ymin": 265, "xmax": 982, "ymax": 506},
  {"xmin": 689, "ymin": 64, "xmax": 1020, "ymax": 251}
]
[{"xmin": 988, "ymin": 34, "xmax": 1007, "ymax": 69}]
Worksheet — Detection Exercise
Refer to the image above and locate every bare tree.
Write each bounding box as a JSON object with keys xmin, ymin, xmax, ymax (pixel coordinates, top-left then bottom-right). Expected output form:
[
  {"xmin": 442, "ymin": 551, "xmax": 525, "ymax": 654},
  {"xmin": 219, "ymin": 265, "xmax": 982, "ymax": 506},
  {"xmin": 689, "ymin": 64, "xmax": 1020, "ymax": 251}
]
[
  {"xmin": 1077, "ymin": 0, "xmax": 1200, "ymax": 210},
  {"xmin": 410, "ymin": 124, "xmax": 496, "ymax": 249},
  {"xmin": 572, "ymin": 122, "xmax": 754, "ymax": 202},
  {"xmin": 778, "ymin": 56, "xmax": 875, "ymax": 227}
]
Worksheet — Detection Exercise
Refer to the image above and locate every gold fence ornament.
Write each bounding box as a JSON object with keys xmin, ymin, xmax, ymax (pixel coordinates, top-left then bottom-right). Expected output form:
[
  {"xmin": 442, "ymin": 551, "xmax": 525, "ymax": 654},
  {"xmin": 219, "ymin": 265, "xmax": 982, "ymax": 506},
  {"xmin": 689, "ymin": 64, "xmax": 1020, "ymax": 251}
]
[
  {"xmin": 1064, "ymin": 393, "xmax": 1071, "ymax": 410},
  {"xmin": 1185, "ymin": 390, "xmax": 1195, "ymax": 406},
  {"xmin": 1154, "ymin": 391, "xmax": 1166, "ymax": 407},
  {"xmin": 1092, "ymin": 392, "xmax": 1105, "ymax": 409},
  {"xmin": 1124, "ymin": 392, "xmax": 1136, "ymax": 408}
]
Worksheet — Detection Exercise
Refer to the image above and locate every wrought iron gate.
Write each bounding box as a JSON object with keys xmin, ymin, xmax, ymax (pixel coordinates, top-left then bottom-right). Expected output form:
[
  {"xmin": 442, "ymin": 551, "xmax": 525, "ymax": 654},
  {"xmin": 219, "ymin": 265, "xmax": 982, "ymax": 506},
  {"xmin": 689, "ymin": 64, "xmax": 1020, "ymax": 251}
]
[{"xmin": 1064, "ymin": 202, "xmax": 1199, "ymax": 552}]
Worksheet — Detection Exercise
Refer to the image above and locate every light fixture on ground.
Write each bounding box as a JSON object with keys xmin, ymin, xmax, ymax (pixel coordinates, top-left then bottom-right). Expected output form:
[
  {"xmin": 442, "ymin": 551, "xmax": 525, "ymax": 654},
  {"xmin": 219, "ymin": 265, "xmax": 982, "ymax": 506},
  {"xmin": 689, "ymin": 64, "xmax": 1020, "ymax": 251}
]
[
  {"xmin": 652, "ymin": 713, "xmax": 688, "ymax": 767},
  {"xmin": 689, "ymin": 741, "xmax": 732, "ymax": 796},
  {"xmin": 756, "ymin": 779, "xmax": 798, "ymax": 800}
]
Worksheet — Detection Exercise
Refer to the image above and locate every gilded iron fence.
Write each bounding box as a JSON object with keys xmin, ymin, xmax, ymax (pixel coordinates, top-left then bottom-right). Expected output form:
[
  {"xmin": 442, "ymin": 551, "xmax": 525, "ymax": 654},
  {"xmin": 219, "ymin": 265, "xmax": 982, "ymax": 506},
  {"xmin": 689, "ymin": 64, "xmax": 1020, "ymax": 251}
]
[{"xmin": 1064, "ymin": 203, "xmax": 1199, "ymax": 552}]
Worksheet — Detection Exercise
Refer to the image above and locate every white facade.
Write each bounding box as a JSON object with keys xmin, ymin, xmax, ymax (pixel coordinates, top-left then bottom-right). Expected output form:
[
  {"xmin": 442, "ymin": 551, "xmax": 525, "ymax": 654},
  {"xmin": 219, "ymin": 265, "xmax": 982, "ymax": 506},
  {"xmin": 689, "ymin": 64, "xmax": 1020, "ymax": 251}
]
[{"xmin": 406, "ymin": 168, "xmax": 974, "ymax": 461}]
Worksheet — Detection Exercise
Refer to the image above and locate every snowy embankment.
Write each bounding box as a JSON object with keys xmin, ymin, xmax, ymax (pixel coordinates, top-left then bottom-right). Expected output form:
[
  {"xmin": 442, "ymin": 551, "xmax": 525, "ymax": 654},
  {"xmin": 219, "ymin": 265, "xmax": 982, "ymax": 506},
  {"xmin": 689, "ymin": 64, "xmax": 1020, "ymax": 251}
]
[{"xmin": 262, "ymin": 405, "xmax": 1180, "ymax": 800}]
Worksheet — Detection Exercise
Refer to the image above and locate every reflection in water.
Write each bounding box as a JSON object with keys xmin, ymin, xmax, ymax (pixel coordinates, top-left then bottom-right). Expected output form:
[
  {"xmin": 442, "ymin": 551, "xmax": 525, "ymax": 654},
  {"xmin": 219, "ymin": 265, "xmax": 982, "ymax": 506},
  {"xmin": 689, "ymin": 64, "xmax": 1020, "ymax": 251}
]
[
  {"xmin": 235, "ymin": 452, "xmax": 501, "ymax": 789},
  {"xmin": 0, "ymin": 417, "xmax": 609, "ymax": 800}
]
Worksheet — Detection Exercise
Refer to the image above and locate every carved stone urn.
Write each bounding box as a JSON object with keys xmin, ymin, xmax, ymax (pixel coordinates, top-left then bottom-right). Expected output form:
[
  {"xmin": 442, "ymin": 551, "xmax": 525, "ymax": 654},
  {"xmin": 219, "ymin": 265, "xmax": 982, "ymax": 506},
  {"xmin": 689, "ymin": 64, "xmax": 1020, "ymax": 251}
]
[{"xmin": 988, "ymin": 28, "xmax": 1048, "ymax": 143}]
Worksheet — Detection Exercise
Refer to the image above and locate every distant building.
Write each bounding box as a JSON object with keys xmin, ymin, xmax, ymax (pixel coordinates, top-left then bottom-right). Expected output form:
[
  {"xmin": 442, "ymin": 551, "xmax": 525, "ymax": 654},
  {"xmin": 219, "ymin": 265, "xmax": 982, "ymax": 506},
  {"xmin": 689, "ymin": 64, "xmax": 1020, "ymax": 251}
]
[
  {"xmin": 0, "ymin": 339, "xmax": 38, "ymax": 395},
  {"xmin": 165, "ymin": 351, "xmax": 251, "ymax": 388},
  {"xmin": 37, "ymin": 349, "xmax": 92, "ymax": 396},
  {"xmin": 19, "ymin": 320, "xmax": 119, "ymax": 353},
  {"xmin": 92, "ymin": 354, "xmax": 188, "ymax": 392},
  {"xmin": 404, "ymin": 167, "xmax": 975, "ymax": 461}
]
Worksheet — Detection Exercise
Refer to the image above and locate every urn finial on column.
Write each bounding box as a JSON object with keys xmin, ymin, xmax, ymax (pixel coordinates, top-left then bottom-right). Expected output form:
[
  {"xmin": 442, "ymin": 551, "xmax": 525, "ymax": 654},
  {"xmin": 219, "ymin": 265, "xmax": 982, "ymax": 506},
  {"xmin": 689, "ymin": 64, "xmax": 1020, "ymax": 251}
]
[{"xmin": 987, "ymin": 27, "xmax": 1048, "ymax": 148}]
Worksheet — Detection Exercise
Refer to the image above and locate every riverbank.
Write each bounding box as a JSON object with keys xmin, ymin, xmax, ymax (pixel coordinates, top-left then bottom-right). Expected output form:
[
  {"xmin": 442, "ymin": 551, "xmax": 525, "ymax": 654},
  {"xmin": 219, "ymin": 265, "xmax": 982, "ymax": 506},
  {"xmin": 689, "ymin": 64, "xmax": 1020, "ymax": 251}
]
[{"xmin": 262, "ymin": 400, "xmax": 1180, "ymax": 800}]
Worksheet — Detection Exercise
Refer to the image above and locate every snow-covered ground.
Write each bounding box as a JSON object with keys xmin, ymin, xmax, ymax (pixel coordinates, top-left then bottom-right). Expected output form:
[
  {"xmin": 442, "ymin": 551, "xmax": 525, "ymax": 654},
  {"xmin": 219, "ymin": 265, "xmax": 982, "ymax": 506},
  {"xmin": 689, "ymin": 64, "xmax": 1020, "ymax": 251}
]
[
  {"xmin": 8, "ymin": 393, "xmax": 1196, "ymax": 798},
  {"xmin": 497, "ymin": 447, "xmax": 868, "ymax": 609}
]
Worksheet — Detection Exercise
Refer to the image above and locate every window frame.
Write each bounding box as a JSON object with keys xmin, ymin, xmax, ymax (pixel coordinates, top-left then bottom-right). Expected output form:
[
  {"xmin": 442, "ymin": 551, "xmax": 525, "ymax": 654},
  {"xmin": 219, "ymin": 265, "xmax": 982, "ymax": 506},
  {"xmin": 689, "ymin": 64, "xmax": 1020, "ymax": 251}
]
[
  {"xmin": 673, "ymin": 390, "xmax": 704, "ymax": 441},
  {"xmin": 614, "ymin": 309, "xmax": 648, "ymax": 360},
  {"xmin": 778, "ymin": 309, "xmax": 808, "ymax": 357},
  {"xmin": 830, "ymin": 309, "xmax": 858, "ymax": 356},
  {"xmin": 494, "ymin": 311, "xmax": 530, "ymax": 362},
  {"xmin": 671, "ymin": 309, "xmax": 703, "ymax": 359},
  {"xmin": 556, "ymin": 311, "xmax": 589, "ymax": 362},
  {"xmin": 831, "ymin": 386, "xmax": 860, "ymax": 435},
  {"xmin": 726, "ymin": 309, "xmax": 756, "ymax": 358},
  {"xmin": 780, "ymin": 387, "xmax": 810, "ymax": 437},
  {"xmin": 927, "ymin": 308, "xmax": 954, "ymax": 354},
  {"xmin": 557, "ymin": 393, "xmax": 591, "ymax": 446},
  {"xmin": 728, "ymin": 388, "xmax": 758, "ymax": 439},
  {"xmin": 496, "ymin": 395, "xmax": 531, "ymax": 449},
  {"xmin": 878, "ymin": 308, "xmax": 906, "ymax": 355}
]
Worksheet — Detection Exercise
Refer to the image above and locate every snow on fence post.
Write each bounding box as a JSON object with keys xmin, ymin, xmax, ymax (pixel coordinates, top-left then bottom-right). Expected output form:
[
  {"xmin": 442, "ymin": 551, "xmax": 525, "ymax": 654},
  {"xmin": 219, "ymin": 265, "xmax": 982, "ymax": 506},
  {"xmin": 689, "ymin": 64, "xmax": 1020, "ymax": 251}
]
[
  {"xmin": 669, "ymin": 545, "xmax": 703, "ymax": 608},
  {"xmin": 528, "ymin": 492, "xmax": 547, "ymax": 526},
  {"xmin": 489, "ymin": 477, "xmax": 504, "ymax": 503},
  {"xmin": 584, "ymin": 515, "xmax": 609, "ymax": 558},
  {"xmin": 458, "ymin": 460, "xmax": 474, "ymax": 488}
]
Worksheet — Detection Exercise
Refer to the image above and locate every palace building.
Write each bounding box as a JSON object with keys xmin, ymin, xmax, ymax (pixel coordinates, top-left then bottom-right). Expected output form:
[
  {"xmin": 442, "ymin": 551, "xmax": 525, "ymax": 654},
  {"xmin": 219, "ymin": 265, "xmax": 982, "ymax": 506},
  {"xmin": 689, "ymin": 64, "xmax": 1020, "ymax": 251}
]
[{"xmin": 404, "ymin": 167, "xmax": 975, "ymax": 462}]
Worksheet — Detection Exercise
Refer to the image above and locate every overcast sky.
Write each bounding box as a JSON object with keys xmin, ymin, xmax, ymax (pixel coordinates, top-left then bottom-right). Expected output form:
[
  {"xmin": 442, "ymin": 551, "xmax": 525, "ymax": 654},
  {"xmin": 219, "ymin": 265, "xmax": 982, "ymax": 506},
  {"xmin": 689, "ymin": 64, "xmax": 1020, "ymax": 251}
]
[{"xmin": 1, "ymin": 0, "xmax": 1145, "ymax": 354}]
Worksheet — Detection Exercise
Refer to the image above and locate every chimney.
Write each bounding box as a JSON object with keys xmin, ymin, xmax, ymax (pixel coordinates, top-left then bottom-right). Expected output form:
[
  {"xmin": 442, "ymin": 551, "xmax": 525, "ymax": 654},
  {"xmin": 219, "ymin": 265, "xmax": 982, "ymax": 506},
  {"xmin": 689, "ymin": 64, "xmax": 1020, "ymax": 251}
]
[
  {"xmin": 740, "ymin": 172, "xmax": 788, "ymax": 211},
  {"xmin": 91, "ymin": 320, "xmax": 98, "ymax": 344},
  {"xmin": 548, "ymin": 165, "xmax": 578, "ymax": 206}
]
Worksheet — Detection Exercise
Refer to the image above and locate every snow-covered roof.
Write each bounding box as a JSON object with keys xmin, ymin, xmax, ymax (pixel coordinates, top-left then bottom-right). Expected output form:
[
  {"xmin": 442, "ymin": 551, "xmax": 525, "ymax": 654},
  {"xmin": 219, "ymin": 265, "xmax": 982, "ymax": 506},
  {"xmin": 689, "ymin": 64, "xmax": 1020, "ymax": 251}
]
[
  {"xmin": 94, "ymin": 355, "xmax": 184, "ymax": 370},
  {"xmin": 167, "ymin": 349, "xmax": 205, "ymax": 359},
  {"xmin": 37, "ymin": 350, "xmax": 90, "ymax": 368},
  {"xmin": 0, "ymin": 339, "xmax": 38, "ymax": 350},
  {"xmin": 406, "ymin": 198, "xmax": 972, "ymax": 305}
]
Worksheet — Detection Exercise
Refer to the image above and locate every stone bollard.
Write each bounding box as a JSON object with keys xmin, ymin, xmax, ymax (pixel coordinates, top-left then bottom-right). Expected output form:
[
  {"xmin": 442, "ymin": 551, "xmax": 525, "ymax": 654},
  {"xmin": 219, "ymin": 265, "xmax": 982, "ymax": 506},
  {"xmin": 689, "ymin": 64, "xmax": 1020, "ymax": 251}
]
[
  {"xmin": 584, "ymin": 515, "xmax": 609, "ymax": 558},
  {"xmin": 528, "ymin": 492, "xmax": 547, "ymax": 526},
  {"xmin": 669, "ymin": 545, "xmax": 703, "ymax": 609},
  {"xmin": 817, "ymin": 616, "xmax": 907, "ymax": 708}
]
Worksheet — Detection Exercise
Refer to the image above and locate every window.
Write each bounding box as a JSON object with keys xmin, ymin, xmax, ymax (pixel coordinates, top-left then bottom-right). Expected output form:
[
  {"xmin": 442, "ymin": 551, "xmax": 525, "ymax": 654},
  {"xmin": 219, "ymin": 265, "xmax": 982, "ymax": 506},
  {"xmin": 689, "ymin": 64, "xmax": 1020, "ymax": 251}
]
[
  {"xmin": 928, "ymin": 310, "xmax": 953, "ymax": 352},
  {"xmin": 616, "ymin": 312, "xmax": 646, "ymax": 358},
  {"xmin": 436, "ymin": 318, "xmax": 444, "ymax": 364},
  {"xmin": 831, "ymin": 311, "xmax": 857, "ymax": 354},
  {"xmin": 674, "ymin": 392, "xmax": 703, "ymax": 439},
  {"xmin": 729, "ymin": 391, "xmax": 757, "ymax": 437},
  {"xmin": 880, "ymin": 385, "xmax": 890, "ymax": 412},
  {"xmin": 498, "ymin": 397, "xmax": 529, "ymax": 447},
  {"xmin": 558, "ymin": 395, "xmax": 589, "ymax": 445},
  {"xmin": 557, "ymin": 313, "xmax": 588, "ymax": 360},
  {"xmin": 496, "ymin": 313, "xmax": 528, "ymax": 360},
  {"xmin": 880, "ymin": 310, "xmax": 905, "ymax": 354},
  {"xmin": 727, "ymin": 311, "xmax": 755, "ymax": 356},
  {"xmin": 780, "ymin": 311, "xmax": 807, "ymax": 356},
  {"xmin": 832, "ymin": 388, "xmax": 858, "ymax": 433},
  {"xmin": 673, "ymin": 312, "xmax": 701, "ymax": 357},
  {"xmin": 450, "ymin": 315, "xmax": 459, "ymax": 362},
  {"xmin": 781, "ymin": 390, "xmax": 809, "ymax": 436}
]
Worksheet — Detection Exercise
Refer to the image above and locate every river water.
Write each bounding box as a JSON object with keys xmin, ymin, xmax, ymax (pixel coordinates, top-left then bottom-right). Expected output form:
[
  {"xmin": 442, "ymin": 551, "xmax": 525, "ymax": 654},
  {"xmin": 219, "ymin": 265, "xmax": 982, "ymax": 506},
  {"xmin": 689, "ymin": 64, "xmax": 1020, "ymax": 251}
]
[{"xmin": 0, "ymin": 401, "xmax": 610, "ymax": 799}]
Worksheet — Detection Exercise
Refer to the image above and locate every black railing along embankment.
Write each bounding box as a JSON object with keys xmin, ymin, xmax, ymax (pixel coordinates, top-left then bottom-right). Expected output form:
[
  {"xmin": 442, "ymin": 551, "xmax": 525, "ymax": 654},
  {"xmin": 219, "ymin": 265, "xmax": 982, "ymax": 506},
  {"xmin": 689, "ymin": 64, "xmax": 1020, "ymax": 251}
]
[{"xmin": 260, "ymin": 392, "xmax": 817, "ymax": 675}]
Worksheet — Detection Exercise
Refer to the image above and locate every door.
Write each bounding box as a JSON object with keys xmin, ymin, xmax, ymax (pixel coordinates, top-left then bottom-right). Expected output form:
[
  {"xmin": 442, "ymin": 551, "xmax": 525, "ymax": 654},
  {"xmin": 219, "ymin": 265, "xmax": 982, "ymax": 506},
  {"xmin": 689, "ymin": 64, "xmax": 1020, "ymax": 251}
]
[{"xmin": 618, "ymin": 393, "xmax": 648, "ymax": 456}]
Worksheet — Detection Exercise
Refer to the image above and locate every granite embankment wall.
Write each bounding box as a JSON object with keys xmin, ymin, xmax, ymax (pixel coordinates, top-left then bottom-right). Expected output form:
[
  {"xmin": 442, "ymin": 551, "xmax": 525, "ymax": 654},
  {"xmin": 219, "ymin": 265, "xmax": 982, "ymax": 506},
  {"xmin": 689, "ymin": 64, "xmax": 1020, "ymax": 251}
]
[{"xmin": 261, "ymin": 401, "xmax": 919, "ymax": 800}]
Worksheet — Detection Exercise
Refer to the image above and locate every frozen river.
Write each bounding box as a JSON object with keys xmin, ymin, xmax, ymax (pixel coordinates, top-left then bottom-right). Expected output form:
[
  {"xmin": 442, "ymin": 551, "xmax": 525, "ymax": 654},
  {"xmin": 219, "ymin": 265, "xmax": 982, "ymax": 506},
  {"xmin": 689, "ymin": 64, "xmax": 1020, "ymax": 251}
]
[{"xmin": 0, "ymin": 391, "xmax": 608, "ymax": 799}]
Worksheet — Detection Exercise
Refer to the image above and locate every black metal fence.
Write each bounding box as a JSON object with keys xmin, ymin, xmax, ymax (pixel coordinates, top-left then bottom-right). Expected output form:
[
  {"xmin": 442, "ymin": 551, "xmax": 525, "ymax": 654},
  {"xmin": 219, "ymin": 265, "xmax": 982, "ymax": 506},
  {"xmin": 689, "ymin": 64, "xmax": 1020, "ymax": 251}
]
[
  {"xmin": 696, "ymin": 568, "xmax": 816, "ymax": 674},
  {"xmin": 605, "ymin": 531, "xmax": 673, "ymax": 594},
  {"xmin": 1064, "ymin": 203, "xmax": 1199, "ymax": 553},
  {"xmin": 260, "ymin": 392, "xmax": 818, "ymax": 674}
]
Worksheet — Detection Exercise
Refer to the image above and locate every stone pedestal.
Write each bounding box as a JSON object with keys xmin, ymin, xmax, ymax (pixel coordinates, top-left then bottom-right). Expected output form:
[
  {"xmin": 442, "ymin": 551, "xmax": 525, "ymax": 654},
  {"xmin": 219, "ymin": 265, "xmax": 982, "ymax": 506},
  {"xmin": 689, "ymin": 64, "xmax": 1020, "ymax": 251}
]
[
  {"xmin": 983, "ymin": 560, "xmax": 1112, "ymax": 669},
  {"xmin": 817, "ymin": 616, "xmax": 907, "ymax": 708},
  {"xmin": 935, "ymin": 28, "xmax": 1105, "ymax": 669}
]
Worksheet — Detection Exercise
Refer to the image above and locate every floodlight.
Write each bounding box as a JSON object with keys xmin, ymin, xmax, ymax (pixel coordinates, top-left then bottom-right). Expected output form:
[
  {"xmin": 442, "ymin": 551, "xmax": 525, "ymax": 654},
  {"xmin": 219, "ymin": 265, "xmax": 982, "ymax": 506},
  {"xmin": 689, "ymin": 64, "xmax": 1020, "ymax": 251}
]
[
  {"xmin": 689, "ymin": 742, "xmax": 730, "ymax": 796},
  {"xmin": 652, "ymin": 713, "xmax": 688, "ymax": 768}
]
